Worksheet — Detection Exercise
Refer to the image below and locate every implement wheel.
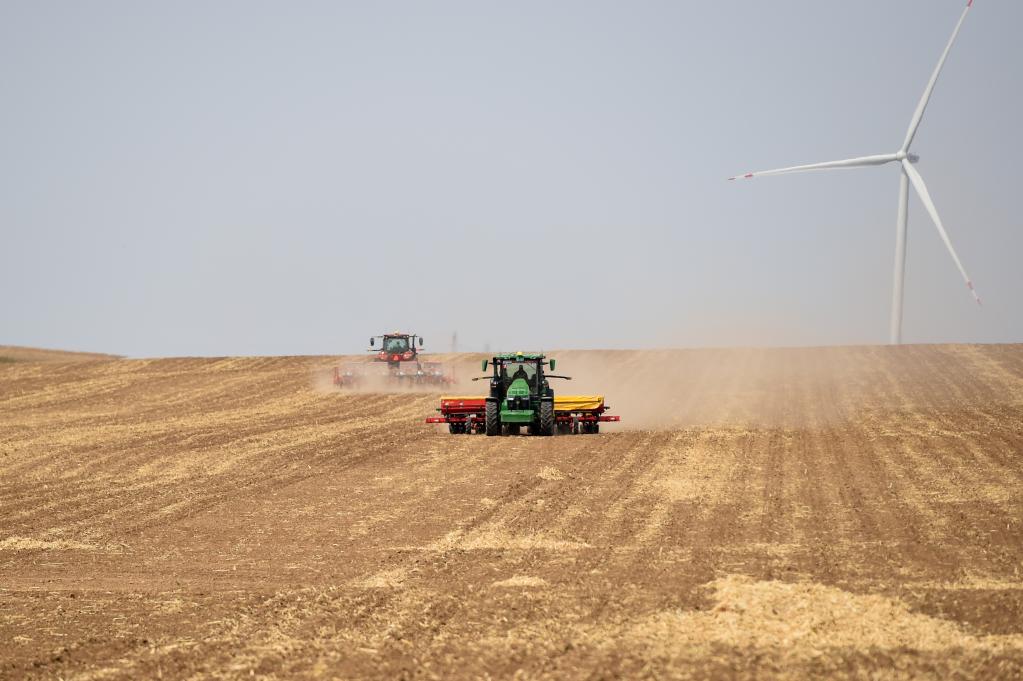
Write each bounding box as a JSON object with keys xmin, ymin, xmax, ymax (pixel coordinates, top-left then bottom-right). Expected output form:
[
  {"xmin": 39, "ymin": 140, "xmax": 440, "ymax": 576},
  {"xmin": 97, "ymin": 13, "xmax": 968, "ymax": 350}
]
[
  {"xmin": 485, "ymin": 401, "xmax": 500, "ymax": 436},
  {"xmin": 448, "ymin": 423, "xmax": 464, "ymax": 435},
  {"xmin": 539, "ymin": 400, "xmax": 554, "ymax": 436}
]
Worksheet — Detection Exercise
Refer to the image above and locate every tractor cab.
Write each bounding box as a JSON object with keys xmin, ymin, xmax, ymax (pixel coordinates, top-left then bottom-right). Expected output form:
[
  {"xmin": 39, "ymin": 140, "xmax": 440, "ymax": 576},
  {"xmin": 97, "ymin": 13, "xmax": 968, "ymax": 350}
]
[
  {"xmin": 487, "ymin": 354, "xmax": 549, "ymax": 397},
  {"xmin": 481, "ymin": 352, "xmax": 562, "ymax": 436},
  {"xmin": 502, "ymin": 359, "xmax": 538, "ymax": 391},
  {"xmin": 370, "ymin": 332, "xmax": 423, "ymax": 367},
  {"xmin": 383, "ymin": 336, "xmax": 410, "ymax": 354}
]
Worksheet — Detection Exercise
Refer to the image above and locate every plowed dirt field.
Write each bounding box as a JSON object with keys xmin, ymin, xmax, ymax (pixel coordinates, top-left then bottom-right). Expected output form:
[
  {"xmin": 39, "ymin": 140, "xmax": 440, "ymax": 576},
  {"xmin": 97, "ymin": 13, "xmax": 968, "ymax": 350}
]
[{"xmin": 2, "ymin": 345, "xmax": 1023, "ymax": 679}]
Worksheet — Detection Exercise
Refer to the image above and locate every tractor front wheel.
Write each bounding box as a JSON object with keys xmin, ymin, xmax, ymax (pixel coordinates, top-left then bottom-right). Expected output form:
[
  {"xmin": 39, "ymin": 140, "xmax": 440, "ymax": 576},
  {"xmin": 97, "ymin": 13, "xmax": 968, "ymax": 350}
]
[
  {"xmin": 485, "ymin": 401, "xmax": 501, "ymax": 436},
  {"xmin": 539, "ymin": 401, "xmax": 554, "ymax": 436}
]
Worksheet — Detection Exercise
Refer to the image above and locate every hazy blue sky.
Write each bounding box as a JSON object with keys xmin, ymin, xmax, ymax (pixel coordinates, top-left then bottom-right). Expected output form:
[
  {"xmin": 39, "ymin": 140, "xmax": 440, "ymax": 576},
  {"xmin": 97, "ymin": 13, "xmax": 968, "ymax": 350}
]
[{"xmin": 2, "ymin": 1, "xmax": 1020, "ymax": 357}]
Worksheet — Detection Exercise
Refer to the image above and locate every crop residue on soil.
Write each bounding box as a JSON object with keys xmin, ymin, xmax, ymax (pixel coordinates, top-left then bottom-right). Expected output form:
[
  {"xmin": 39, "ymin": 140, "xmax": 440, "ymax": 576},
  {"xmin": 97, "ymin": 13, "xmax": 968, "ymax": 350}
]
[{"xmin": 2, "ymin": 345, "xmax": 1023, "ymax": 679}]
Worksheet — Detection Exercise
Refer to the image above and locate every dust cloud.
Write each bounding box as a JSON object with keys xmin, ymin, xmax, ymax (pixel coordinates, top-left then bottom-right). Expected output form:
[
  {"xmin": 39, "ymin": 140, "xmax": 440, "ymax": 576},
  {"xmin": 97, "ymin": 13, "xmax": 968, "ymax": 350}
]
[
  {"xmin": 313, "ymin": 345, "xmax": 1018, "ymax": 431},
  {"xmin": 553, "ymin": 347, "xmax": 901, "ymax": 430},
  {"xmin": 309, "ymin": 353, "xmax": 486, "ymax": 396}
]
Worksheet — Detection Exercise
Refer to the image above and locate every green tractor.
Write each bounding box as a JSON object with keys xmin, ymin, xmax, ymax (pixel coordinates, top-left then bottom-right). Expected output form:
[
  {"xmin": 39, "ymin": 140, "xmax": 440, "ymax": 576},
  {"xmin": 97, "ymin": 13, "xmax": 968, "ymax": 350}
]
[{"xmin": 477, "ymin": 352, "xmax": 570, "ymax": 436}]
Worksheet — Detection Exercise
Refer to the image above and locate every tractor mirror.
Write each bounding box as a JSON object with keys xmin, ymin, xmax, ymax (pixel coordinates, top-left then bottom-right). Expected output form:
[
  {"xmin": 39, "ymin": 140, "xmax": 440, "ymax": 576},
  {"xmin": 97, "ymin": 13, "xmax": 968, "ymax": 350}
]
[
  {"xmin": 419, "ymin": 337, "xmax": 424, "ymax": 346},
  {"xmin": 549, "ymin": 359, "xmax": 556, "ymax": 371},
  {"xmin": 482, "ymin": 359, "xmax": 488, "ymax": 371},
  {"xmin": 369, "ymin": 338, "xmax": 375, "ymax": 347}
]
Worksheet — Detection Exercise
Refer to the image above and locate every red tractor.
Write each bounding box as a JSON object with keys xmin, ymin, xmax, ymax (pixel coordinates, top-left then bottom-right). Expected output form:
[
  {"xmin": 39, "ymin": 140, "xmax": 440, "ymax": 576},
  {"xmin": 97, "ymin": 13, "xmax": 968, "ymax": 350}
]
[
  {"xmin": 333, "ymin": 332, "xmax": 454, "ymax": 389},
  {"xmin": 370, "ymin": 332, "xmax": 423, "ymax": 368}
]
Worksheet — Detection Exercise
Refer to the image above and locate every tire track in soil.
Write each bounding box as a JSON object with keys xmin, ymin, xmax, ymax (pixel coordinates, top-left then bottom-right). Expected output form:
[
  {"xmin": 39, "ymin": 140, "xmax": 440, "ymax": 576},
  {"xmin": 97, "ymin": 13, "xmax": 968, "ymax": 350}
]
[{"xmin": 3, "ymin": 348, "xmax": 1023, "ymax": 680}]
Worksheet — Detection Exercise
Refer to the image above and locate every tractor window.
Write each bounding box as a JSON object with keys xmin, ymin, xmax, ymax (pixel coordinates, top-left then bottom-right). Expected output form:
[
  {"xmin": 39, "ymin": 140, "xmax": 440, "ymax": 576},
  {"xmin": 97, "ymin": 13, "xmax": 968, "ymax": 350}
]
[
  {"xmin": 503, "ymin": 361, "xmax": 538, "ymax": 387},
  {"xmin": 382, "ymin": 337, "xmax": 410, "ymax": 353}
]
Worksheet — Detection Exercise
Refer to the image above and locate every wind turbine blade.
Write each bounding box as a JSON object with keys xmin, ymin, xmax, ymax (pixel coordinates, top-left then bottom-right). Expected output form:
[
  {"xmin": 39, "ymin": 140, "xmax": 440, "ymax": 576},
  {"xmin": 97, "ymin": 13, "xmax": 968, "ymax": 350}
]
[
  {"xmin": 728, "ymin": 153, "xmax": 898, "ymax": 180},
  {"xmin": 902, "ymin": 159, "xmax": 981, "ymax": 305},
  {"xmin": 902, "ymin": 1, "xmax": 973, "ymax": 151}
]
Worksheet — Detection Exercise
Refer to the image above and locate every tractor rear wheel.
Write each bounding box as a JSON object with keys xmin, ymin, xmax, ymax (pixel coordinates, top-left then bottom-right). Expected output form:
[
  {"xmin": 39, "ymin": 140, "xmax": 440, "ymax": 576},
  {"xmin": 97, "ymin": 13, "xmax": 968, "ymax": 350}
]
[
  {"xmin": 539, "ymin": 401, "xmax": 554, "ymax": 436},
  {"xmin": 485, "ymin": 401, "xmax": 500, "ymax": 436}
]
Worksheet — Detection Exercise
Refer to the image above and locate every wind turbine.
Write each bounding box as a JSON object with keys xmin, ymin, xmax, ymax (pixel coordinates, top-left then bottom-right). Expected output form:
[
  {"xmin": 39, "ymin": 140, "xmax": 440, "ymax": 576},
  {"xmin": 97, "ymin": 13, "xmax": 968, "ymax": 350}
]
[{"xmin": 729, "ymin": 0, "xmax": 981, "ymax": 344}]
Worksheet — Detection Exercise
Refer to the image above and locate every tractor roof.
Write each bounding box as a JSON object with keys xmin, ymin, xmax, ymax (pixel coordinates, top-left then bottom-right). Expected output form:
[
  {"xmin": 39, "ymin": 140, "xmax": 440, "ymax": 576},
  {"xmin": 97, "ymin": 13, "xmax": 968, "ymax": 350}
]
[{"xmin": 493, "ymin": 352, "xmax": 545, "ymax": 361}]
